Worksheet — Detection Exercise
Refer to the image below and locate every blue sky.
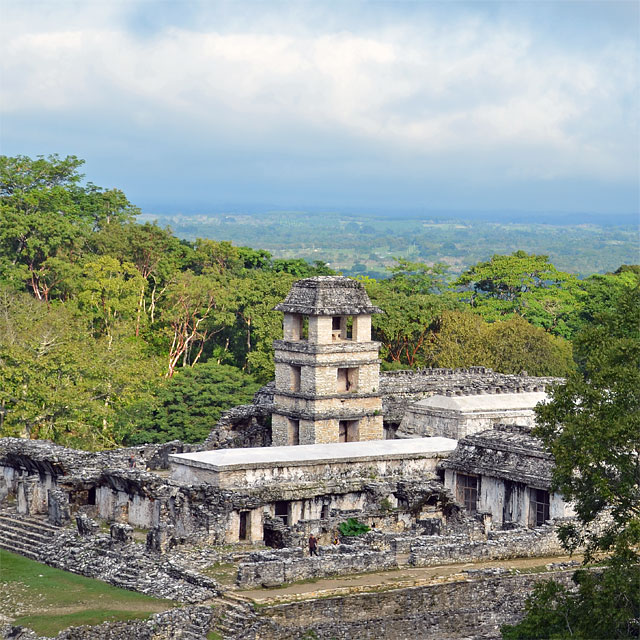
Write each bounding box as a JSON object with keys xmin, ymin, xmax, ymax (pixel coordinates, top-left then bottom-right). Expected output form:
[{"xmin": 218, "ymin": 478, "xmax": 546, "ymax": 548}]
[{"xmin": 1, "ymin": 0, "xmax": 638, "ymax": 218}]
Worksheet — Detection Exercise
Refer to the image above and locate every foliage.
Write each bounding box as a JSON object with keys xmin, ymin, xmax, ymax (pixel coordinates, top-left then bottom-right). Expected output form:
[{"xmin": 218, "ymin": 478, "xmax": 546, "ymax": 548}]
[
  {"xmin": 386, "ymin": 258, "xmax": 450, "ymax": 294},
  {"xmin": 120, "ymin": 361, "xmax": 260, "ymax": 444},
  {"xmin": 338, "ymin": 518, "xmax": 371, "ymax": 537},
  {"xmin": 483, "ymin": 315, "xmax": 574, "ymax": 377},
  {"xmin": 364, "ymin": 276, "xmax": 456, "ymax": 367},
  {"xmin": 503, "ymin": 280, "xmax": 640, "ymax": 638},
  {"xmin": 501, "ymin": 562, "xmax": 640, "ymax": 639},
  {"xmin": 0, "ymin": 288, "xmax": 162, "ymax": 449},
  {"xmin": 427, "ymin": 311, "xmax": 574, "ymax": 376},
  {"xmin": 0, "ymin": 154, "xmax": 137, "ymax": 301},
  {"xmin": 534, "ymin": 281, "xmax": 640, "ymax": 561},
  {"xmin": 455, "ymin": 251, "xmax": 579, "ymax": 338}
]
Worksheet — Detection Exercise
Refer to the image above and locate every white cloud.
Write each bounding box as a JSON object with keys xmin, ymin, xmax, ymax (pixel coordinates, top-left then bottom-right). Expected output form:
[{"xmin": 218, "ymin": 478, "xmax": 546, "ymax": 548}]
[{"xmin": 1, "ymin": 2, "xmax": 637, "ymax": 184}]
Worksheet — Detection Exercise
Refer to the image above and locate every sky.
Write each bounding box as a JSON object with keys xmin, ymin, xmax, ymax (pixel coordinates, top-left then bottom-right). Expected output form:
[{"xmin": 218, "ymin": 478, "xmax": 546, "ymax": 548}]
[{"xmin": 1, "ymin": 0, "xmax": 639, "ymax": 219}]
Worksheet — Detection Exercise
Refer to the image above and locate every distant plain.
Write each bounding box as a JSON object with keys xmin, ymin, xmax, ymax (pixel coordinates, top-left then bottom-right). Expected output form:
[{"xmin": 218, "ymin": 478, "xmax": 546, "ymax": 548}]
[{"xmin": 139, "ymin": 211, "xmax": 638, "ymax": 278}]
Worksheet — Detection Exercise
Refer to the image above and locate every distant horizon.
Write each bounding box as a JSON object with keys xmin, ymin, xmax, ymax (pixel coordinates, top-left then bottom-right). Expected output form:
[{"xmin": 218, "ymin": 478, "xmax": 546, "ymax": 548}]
[{"xmin": 138, "ymin": 207, "xmax": 638, "ymax": 228}]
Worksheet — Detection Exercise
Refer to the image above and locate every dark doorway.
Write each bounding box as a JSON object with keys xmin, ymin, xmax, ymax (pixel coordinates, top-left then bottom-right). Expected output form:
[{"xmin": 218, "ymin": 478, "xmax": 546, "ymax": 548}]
[{"xmin": 239, "ymin": 511, "xmax": 249, "ymax": 541}]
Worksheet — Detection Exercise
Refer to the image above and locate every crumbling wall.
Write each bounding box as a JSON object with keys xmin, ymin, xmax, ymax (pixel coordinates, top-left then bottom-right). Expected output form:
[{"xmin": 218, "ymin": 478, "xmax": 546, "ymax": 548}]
[
  {"xmin": 254, "ymin": 567, "xmax": 578, "ymax": 640},
  {"xmin": 408, "ymin": 523, "xmax": 564, "ymax": 567},
  {"xmin": 34, "ymin": 525, "xmax": 220, "ymax": 603},
  {"xmin": 236, "ymin": 546, "xmax": 398, "ymax": 588}
]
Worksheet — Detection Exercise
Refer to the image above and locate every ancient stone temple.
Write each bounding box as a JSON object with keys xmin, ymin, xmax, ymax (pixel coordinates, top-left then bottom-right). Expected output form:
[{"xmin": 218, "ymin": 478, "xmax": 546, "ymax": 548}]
[{"xmin": 271, "ymin": 276, "xmax": 384, "ymax": 446}]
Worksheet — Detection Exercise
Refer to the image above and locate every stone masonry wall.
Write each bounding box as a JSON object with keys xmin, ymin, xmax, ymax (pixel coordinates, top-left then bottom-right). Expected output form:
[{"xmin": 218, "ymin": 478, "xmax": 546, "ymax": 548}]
[
  {"xmin": 254, "ymin": 567, "xmax": 577, "ymax": 640},
  {"xmin": 236, "ymin": 546, "xmax": 398, "ymax": 588},
  {"xmin": 408, "ymin": 523, "xmax": 564, "ymax": 567}
]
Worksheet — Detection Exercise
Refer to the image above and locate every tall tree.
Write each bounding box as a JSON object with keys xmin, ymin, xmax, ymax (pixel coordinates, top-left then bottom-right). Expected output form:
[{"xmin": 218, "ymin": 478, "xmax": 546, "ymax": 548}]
[
  {"xmin": 455, "ymin": 251, "xmax": 578, "ymax": 338},
  {"xmin": 502, "ymin": 281, "xmax": 640, "ymax": 639},
  {"xmin": 0, "ymin": 155, "xmax": 137, "ymax": 301}
]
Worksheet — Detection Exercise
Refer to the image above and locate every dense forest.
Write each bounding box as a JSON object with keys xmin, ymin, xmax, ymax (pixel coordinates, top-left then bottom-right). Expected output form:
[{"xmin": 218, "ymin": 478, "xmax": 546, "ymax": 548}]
[{"xmin": 1, "ymin": 154, "xmax": 638, "ymax": 451}]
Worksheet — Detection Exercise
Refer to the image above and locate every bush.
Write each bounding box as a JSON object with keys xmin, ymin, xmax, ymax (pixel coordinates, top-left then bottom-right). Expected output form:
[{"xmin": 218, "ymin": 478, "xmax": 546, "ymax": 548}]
[{"xmin": 338, "ymin": 518, "xmax": 371, "ymax": 537}]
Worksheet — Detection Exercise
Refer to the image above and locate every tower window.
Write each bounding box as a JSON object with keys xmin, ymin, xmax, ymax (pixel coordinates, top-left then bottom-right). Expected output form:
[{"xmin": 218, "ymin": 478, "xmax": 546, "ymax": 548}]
[
  {"xmin": 291, "ymin": 365, "xmax": 301, "ymax": 392},
  {"xmin": 288, "ymin": 419, "xmax": 300, "ymax": 445},
  {"xmin": 339, "ymin": 420, "xmax": 359, "ymax": 442},
  {"xmin": 337, "ymin": 368, "xmax": 358, "ymax": 392}
]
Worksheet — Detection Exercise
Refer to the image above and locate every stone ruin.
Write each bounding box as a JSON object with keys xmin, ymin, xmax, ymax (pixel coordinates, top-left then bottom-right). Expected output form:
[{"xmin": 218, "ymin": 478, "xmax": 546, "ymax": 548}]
[{"xmin": 0, "ymin": 276, "xmax": 576, "ymax": 640}]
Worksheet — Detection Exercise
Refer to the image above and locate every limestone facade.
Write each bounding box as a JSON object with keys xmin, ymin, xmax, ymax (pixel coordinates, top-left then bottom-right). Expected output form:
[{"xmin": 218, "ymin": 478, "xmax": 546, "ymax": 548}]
[{"xmin": 272, "ymin": 277, "xmax": 384, "ymax": 445}]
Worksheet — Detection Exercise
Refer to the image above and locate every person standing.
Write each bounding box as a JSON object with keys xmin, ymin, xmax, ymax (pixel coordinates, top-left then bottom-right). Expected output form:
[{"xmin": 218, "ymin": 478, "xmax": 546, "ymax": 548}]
[{"xmin": 308, "ymin": 533, "xmax": 318, "ymax": 557}]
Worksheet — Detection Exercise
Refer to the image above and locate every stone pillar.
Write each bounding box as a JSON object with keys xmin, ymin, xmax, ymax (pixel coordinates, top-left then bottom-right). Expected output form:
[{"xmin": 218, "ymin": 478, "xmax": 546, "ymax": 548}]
[
  {"xmin": 353, "ymin": 314, "xmax": 372, "ymax": 342},
  {"xmin": 48, "ymin": 488, "xmax": 71, "ymax": 526}
]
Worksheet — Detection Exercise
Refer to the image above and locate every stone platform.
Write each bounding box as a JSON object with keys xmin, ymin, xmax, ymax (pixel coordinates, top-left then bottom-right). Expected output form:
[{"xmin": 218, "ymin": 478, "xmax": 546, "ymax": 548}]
[{"xmin": 169, "ymin": 438, "xmax": 457, "ymax": 488}]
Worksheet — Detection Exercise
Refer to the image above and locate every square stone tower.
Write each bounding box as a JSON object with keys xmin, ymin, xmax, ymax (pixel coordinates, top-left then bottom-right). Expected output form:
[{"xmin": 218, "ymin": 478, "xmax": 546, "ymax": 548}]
[{"xmin": 271, "ymin": 276, "xmax": 384, "ymax": 446}]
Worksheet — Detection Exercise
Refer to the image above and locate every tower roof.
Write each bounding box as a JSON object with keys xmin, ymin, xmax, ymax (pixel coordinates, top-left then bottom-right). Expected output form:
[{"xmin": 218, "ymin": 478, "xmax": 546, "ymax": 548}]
[{"xmin": 274, "ymin": 276, "xmax": 383, "ymax": 316}]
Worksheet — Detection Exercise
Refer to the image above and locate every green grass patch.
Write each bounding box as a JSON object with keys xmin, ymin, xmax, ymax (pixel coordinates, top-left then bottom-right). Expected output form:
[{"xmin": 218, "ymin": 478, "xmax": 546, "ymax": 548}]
[
  {"xmin": 13, "ymin": 609, "xmax": 156, "ymax": 635},
  {"xmin": 0, "ymin": 549, "xmax": 176, "ymax": 636}
]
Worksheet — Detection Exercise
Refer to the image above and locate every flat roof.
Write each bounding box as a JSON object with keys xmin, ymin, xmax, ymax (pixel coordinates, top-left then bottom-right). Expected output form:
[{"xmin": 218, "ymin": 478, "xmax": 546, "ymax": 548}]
[
  {"xmin": 415, "ymin": 392, "xmax": 548, "ymax": 412},
  {"xmin": 170, "ymin": 438, "xmax": 457, "ymax": 472}
]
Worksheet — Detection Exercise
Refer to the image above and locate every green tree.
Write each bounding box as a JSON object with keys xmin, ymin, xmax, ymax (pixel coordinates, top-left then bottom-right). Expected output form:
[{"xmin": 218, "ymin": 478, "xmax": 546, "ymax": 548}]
[
  {"xmin": 228, "ymin": 271, "xmax": 295, "ymax": 382},
  {"xmin": 535, "ymin": 283, "xmax": 640, "ymax": 561},
  {"xmin": 0, "ymin": 154, "xmax": 137, "ymax": 301},
  {"xmin": 0, "ymin": 288, "xmax": 161, "ymax": 448},
  {"xmin": 364, "ymin": 278, "xmax": 450, "ymax": 367},
  {"xmin": 484, "ymin": 315, "xmax": 574, "ymax": 377},
  {"xmin": 426, "ymin": 310, "xmax": 489, "ymax": 368},
  {"xmin": 387, "ymin": 258, "xmax": 450, "ymax": 294},
  {"xmin": 77, "ymin": 256, "xmax": 145, "ymax": 342},
  {"xmin": 455, "ymin": 251, "xmax": 578, "ymax": 337},
  {"xmin": 120, "ymin": 361, "xmax": 260, "ymax": 444},
  {"xmin": 160, "ymin": 271, "xmax": 220, "ymax": 376},
  {"xmin": 502, "ymin": 283, "xmax": 640, "ymax": 638}
]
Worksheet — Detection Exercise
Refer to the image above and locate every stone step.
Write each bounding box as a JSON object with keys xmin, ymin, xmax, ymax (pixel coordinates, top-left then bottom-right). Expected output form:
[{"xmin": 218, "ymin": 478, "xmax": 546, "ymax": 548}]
[
  {"xmin": 0, "ymin": 539, "xmax": 40, "ymax": 560},
  {"xmin": 0, "ymin": 528, "xmax": 44, "ymax": 548},
  {"xmin": 0, "ymin": 513, "xmax": 60, "ymax": 536},
  {"xmin": 0, "ymin": 522, "xmax": 56, "ymax": 545}
]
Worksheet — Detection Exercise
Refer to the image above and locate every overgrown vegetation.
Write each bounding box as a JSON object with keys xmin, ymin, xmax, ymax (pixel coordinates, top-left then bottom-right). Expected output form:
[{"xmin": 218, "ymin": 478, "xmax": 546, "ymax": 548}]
[
  {"xmin": 0, "ymin": 549, "xmax": 175, "ymax": 636},
  {"xmin": 1, "ymin": 154, "xmax": 638, "ymax": 450},
  {"xmin": 338, "ymin": 518, "xmax": 371, "ymax": 537},
  {"xmin": 501, "ymin": 282, "xmax": 640, "ymax": 638}
]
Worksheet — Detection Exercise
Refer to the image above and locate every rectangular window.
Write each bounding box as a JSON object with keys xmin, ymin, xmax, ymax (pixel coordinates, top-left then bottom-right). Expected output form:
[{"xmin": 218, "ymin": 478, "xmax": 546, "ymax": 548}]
[
  {"xmin": 529, "ymin": 488, "xmax": 550, "ymax": 527},
  {"xmin": 288, "ymin": 419, "xmax": 300, "ymax": 445},
  {"xmin": 339, "ymin": 420, "xmax": 359, "ymax": 442},
  {"xmin": 456, "ymin": 474, "xmax": 478, "ymax": 514},
  {"xmin": 321, "ymin": 504, "xmax": 330, "ymax": 520},
  {"xmin": 274, "ymin": 501, "xmax": 289, "ymax": 526},
  {"xmin": 290, "ymin": 365, "xmax": 301, "ymax": 392},
  {"xmin": 337, "ymin": 367, "xmax": 358, "ymax": 392}
]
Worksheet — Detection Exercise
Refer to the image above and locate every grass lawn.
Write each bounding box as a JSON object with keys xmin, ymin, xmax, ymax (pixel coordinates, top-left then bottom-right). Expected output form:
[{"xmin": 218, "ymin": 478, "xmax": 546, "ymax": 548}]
[{"xmin": 0, "ymin": 549, "xmax": 177, "ymax": 636}]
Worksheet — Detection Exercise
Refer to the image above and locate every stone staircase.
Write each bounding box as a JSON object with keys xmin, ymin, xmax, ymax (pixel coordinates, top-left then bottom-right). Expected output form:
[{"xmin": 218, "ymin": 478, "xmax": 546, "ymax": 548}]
[
  {"xmin": 211, "ymin": 592, "xmax": 261, "ymax": 639},
  {"xmin": 0, "ymin": 510, "xmax": 61, "ymax": 560}
]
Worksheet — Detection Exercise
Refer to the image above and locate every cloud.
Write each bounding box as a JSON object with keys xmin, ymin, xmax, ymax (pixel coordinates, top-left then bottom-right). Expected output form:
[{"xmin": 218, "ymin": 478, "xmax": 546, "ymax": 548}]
[{"xmin": 0, "ymin": 1, "xmax": 638, "ymax": 210}]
